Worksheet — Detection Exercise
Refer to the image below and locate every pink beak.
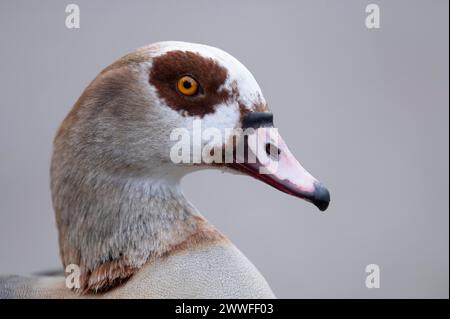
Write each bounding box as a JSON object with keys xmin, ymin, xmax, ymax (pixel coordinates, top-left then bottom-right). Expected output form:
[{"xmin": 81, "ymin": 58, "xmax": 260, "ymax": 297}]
[{"xmin": 227, "ymin": 113, "xmax": 330, "ymax": 211}]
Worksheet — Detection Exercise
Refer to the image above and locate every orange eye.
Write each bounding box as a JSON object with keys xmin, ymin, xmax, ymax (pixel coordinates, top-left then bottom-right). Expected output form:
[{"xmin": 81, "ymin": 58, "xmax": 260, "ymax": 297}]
[{"xmin": 177, "ymin": 76, "xmax": 199, "ymax": 96}]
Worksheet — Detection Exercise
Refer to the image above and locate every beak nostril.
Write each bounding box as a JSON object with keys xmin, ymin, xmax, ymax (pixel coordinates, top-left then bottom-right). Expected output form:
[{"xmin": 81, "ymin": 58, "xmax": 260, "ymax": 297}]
[{"xmin": 265, "ymin": 143, "xmax": 281, "ymax": 161}]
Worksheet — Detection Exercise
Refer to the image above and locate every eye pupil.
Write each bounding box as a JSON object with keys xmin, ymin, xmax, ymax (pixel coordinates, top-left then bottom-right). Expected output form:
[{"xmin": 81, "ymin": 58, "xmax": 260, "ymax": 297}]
[{"xmin": 183, "ymin": 81, "xmax": 192, "ymax": 89}]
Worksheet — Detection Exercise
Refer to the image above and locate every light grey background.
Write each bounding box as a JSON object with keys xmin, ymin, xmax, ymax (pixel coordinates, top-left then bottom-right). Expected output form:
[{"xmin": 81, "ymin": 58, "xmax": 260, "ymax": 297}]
[{"xmin": 0, "ymin": 0, "xmax": 448, "ymax": 298}]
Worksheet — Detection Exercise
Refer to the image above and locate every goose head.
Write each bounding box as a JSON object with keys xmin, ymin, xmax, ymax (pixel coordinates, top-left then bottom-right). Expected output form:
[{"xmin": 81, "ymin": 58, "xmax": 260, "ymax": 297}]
[
  {"xmin": 53, "ymin": 41, "xmax": 329, "ymax": 210},
  {"xmin": 51, "ymin": 41, "xmax": 330, "ymax": 293}
]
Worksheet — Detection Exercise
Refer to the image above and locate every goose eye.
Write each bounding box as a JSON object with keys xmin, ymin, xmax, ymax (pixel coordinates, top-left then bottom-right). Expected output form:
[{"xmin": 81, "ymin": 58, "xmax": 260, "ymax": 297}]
[{"xmin": 177, "ymin": 76, "xmax": 199, "ymax": 96}]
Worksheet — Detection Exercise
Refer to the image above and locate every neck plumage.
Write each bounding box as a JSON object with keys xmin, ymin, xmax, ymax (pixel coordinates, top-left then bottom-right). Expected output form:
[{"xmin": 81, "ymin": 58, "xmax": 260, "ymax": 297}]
[{"xmin": 51, "ymin": 169, "xmax": 224, "ymax": 293}]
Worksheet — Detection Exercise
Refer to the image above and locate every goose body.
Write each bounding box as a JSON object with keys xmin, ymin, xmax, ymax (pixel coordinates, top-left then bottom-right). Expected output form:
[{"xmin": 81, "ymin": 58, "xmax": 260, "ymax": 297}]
[
  {"xmin": 0, "ymin": 41, "xmax": 329, "ymax": 298},
  {"xmin": 2, "ymin": 242, "xmax": 274, "ymax": 298}
]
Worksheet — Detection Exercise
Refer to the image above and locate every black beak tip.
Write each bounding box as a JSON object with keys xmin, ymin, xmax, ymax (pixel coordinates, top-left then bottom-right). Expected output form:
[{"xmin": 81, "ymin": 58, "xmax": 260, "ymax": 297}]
[{"xmin": 312, "ymin": 182, "xmax": 331, "ymax": 212}]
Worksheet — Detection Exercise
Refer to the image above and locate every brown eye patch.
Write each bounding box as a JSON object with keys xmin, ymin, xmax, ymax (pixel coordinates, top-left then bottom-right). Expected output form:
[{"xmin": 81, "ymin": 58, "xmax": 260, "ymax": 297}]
[{"xmin": 149, "ymin": 50, "xmax": 230, "ymax": 117}]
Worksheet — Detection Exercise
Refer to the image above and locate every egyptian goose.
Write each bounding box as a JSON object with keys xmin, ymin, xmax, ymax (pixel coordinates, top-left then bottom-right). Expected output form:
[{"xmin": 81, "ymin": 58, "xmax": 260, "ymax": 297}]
[{"xmin": 0, "ymin": 41, "xmax": 330, "ymax": 298}]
